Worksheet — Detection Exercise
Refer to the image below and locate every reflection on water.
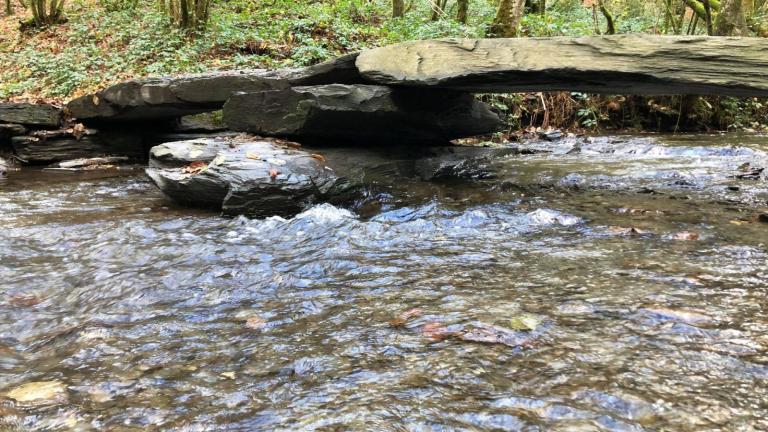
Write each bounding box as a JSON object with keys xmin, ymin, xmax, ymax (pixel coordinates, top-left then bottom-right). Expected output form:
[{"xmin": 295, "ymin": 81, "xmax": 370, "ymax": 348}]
[{"xmin": 0, "ymin": 134, "xmax": 767, "ymax": 431}]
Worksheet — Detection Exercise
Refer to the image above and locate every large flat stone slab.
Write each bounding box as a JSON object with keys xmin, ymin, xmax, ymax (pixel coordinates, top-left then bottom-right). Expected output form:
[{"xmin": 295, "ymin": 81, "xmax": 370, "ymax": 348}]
[
  {"xmin": 146, "ymin": 137, "xmax": 350, "ymax": 217},
  {"xmin": 67, "ymin": 54, "xmax": 363, "ymax": 123},
  {"xmin": 223, "ymin": 84, "xmax": 503, "ymax": 145},
  {"xmin": 356, "ymin": 36, "xmax": 768, "ymax": 97},
  {"xmin": 0, "ymin": 103, "xmax": 62, "ymax": 128}
]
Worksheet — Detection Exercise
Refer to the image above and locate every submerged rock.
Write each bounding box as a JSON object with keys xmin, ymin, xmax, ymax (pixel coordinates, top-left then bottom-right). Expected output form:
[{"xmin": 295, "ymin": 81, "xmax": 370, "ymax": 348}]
[
  {"xmin": 0, "ymin": 103, "xmax": 61, "ymax": 128},
  {"xmin": 146, "ymin": 137, "xmax": 350, "ymax": 217},
  {"xmin": 3, "ymin": 381, "xmax": 68, "ymax": 407},
  {"xmin": 67, "ymin": 54, "xmax": 363, "ymax": 123},
  {"xmin": 223, "ymin": 84, "xmax": 503, "ymax": 145}
]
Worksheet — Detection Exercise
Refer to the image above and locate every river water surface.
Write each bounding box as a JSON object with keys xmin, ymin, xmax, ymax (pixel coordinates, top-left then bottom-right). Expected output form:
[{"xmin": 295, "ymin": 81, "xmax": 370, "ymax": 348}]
[{"xmin": 1, "ymin": 134, "xmax": 767, "ymax": 431}]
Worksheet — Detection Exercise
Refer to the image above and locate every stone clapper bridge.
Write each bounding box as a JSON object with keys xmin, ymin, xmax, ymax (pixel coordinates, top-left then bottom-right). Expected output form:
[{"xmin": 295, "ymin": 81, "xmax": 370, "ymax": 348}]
[{"xmin": 1, "ymin": 35, "xmax": 766, "ymax": 216}]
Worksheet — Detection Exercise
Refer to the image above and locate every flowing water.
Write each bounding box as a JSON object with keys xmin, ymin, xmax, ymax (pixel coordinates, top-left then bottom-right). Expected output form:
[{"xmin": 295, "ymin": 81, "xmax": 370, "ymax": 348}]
[{"xmin": 0, "ymin": 134, "xmax": 767, "ymax": 431}]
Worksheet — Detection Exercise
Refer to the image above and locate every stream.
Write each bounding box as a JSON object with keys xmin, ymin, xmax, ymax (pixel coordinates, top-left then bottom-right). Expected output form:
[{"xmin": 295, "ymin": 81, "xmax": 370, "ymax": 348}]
[{"xmin": 1, "ymin": 133, "xmax": 767, "ymax": 431}]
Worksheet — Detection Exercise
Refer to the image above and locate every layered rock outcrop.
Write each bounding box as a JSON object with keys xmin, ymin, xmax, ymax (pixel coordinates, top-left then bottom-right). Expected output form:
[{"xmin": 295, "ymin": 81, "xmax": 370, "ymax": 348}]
[
  {"xmin": 355, "ymin": 36, "xmax": 768, "ymax": 97},
  {"xmin": 223, "ymin": 84, "xmax": 503, "ymax": 145}
]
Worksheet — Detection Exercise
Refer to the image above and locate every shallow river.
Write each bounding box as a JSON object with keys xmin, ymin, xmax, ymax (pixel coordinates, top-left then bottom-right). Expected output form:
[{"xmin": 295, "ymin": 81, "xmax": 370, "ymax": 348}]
[{"xmin": 1, "ymin": 134, "xmax": 767, "ymax": 431}]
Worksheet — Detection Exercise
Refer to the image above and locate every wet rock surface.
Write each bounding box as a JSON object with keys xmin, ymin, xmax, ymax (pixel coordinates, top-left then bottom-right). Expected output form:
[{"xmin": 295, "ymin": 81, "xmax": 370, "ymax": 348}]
[
  {"xmin": 67, "ymin": 54, "xmax": 363, "ymax": 123},
  {"xmin": 356, "ymin": 35, "xmax": 768, "ymax": 97},
  {"xmin": 223, "ymin": 84, "xmax": 503, "ymax": 144},
  {"xmin": 146, "ymin": 137, "xmax": 350, "ymax": 216},
  {"xmin": 0, "ymin": 103, "xmax": 62, "ymax": 128}
]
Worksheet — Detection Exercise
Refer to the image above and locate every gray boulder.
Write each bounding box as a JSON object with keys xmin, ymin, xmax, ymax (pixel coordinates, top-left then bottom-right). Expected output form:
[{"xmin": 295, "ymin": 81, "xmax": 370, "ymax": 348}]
[
  {"xmin": 223, "ymin": 84, "xmax": 503, "ymax": 144},
  {"xmin": 356, "ymin": 35, "xmax": 768, "ymax": 97},
  {"xmin": 67, "ymin": 54, "xmax": 363, "ymax": 123},
  {"xmin": 146, "ymin": 137, "xmax": 350, "ymax": 217},
  {"xmin": 0, "ymin": 104, "xmax": 61, "ymax": 128}
]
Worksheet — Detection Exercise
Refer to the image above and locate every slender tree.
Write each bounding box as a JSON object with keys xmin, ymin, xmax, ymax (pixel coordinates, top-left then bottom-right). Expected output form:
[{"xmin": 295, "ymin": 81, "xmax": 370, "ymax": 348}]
[
  {"xmin": 598, "ymin": 0, "xmax": 615, "ymax": 34},
  {"xmin": 5, "ymin": 0, "xmax": 13, "ymax": 15},
  {"xmin": 430, "ymin": 0, "xmax": 447, "ymax": 21},
  {"xmin": 457, "ymin": 0, "xmax": 468, "ymax": 23},
  {"xmin": 715, "ymin": 0, "xmax": 750, "ymax": 34},
  {"xmin": 392, "ymin": 0, "xmax": 404, "ymax": 18},
  {"xmin": 489, "ymin": 0, "xmax": 526, "ymax": 37}
]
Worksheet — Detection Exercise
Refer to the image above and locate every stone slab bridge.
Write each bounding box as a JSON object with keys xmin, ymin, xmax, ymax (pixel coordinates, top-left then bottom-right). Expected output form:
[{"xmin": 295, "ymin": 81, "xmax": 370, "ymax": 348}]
[{"xmin": 2, "ymin": 35, "xmax": 767, "ymax": 163}]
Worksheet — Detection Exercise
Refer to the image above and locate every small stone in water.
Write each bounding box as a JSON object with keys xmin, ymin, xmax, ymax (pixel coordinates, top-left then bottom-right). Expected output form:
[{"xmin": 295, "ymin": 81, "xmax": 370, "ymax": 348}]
[{"xmin": 4, "ymin": 381, "xmax": 67, "ymax": 406}]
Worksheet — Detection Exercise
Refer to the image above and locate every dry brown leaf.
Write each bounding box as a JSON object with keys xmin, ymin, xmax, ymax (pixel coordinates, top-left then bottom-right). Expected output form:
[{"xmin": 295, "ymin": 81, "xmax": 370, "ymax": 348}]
[
  {"xmin": 182, "ymin": 160, "xmax": 208, "ymax": 175},
  {"xmin": 71, "ymin": 123, "xmax": 86, "ymax": 140},
  {"xmin": 246, "ymin": 152, "xmax": 260, "ymax": 160},
  {"xmin": 311, "ymin": 153, "xmax": 326, "ymax": 163},
  {"xmin": 389, "ymin": 308, "xmax": 423, "ymax": 327},
  {"xmin": 672, "ymin": 231, "xmax": 699, "ymax": 241},
  {"xmin": 268, "ymin": 168, "xmax": 280, "ymax": 179},
  {"xmin": 245, "ymin": 316, "xmax": 267, "ymax": 330},
  {"xmin": 421, "ymin": 322, "xmax": 452, "ymax": 341}
]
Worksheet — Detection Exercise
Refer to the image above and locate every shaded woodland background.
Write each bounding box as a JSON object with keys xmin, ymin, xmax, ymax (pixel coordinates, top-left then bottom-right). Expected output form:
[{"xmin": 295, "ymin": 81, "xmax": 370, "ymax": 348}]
[{"xmin": 1, "ymin": 0, "xmax": 766, "ymax": 131}]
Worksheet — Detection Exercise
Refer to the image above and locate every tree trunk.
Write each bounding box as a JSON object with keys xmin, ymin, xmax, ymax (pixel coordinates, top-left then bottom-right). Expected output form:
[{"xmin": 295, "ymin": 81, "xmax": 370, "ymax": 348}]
[
  {"xmin": 598, "ymin": 0, "xmax": 615, "ymax": 34},
  {"xmin": 715, "ymin": 0, "xmax": 749, "ymax": 35},
  {"xmin": 430, "ymin": 0, "xmax": 447, "ymax": 21},
  {"xmin": 489, "ymin": 0, "xmax": 526, "ymax": 37},
  {"xmin": 704, "ymin": 0, "xmax": 715, "ymax": 35},
  {"xmin": 392, "ymin": 0, "xmax": 404, "ymax": 18},
  {"xmin": 457, "ymin": 0, "xmax": 468, "ymax": 23},
  {"xmin": 5, "ymin": 0, "xmax": 12, "ymax": 15},
  {"xmin": 525, "ymin": 0, "xmax": 545, "ymax": 14}
]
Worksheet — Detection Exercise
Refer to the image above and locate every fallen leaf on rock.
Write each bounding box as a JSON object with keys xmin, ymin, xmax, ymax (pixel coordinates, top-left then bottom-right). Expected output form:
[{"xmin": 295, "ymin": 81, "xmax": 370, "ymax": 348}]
[
  {"xmin": 246, "ymin": 152, "xmax": 260, "ymax": 160},
  {"xmin": 4, "ymin": 381, "xmax": 67, "ymax": 406},
  {"xmin": 311, "ymin": 154, "xmax": 326, "ymax": 163},
  {"xmin": 389, "ymin": 308, "xmax": 423, "ymax": 327},
  {"xmin": 9, "ymin": 293, "xmax": 44, "ymax": 307},
  {"xmin": 671, "ymin": 231, "xmax": 699, "ymax": 241},
  {"xmin": 268, "ymin": 168, "xmax": 280, "ymax": 179},
  {"xmin": 607, "ymin": 226, "xmax": 648, "ymax": 236},
  {"xmin": 71, "ymin": 123, "xmax": 86, "ymax": 140},
  {"xmin": 220, "ymin": 372, "xmax": 236, "ymax": 380},
  {"xmin": 267, "ymin": 158, "xmax": 286, "ymax": 166},
  {"xmin": 182, "ymin": 160, "xmax": 208, "ymax": 175},
  {"xmin": 509, "ymin": 314, "xmax": 542, "ymax": 332},
  {"xmin": 245, "ymin": 316, "xmax": 267, "ymax": 330},
  {"xmin": 210, "ymin": 155, "xmax": 226, "ymax": 166},
  {"xmin": 421, "ymin": 322, "xmax": 453, "ymax": 341}
]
